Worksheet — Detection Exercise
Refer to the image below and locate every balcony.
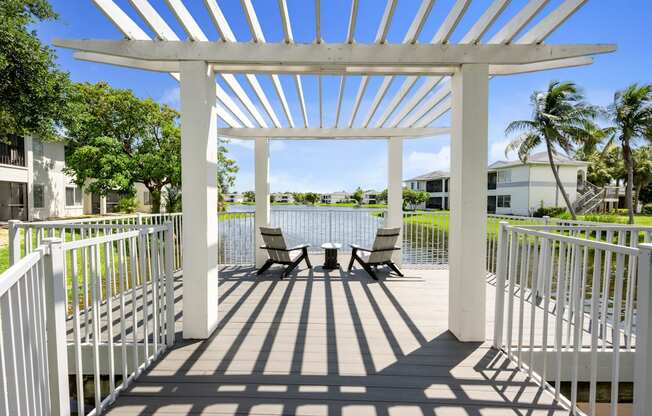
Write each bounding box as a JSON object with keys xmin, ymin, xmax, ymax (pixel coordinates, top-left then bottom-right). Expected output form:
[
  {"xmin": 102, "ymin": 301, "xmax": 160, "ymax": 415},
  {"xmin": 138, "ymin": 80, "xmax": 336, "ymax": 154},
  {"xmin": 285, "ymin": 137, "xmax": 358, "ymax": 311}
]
[{"xmin": 0, "ymin": 136, "xmax": 26, "ymax": 167}]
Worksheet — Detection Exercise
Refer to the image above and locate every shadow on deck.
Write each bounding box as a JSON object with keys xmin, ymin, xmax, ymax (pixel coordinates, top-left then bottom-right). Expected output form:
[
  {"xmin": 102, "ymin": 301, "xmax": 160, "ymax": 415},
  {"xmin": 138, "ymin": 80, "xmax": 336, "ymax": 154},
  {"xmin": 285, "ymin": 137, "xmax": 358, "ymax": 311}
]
[{"xmin": 105, "ymin": 263, "xmax": 568, "ymax": 415}]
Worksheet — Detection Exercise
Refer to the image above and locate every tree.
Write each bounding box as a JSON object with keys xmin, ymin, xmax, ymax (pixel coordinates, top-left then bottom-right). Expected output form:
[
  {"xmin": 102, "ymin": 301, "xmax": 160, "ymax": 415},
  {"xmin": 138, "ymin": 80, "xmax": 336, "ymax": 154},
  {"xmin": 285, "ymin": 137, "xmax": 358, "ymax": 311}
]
[
  {"xmin": 304, "ymin": 192, "xmax": 320, "ymax": 205},
  {"xmin": 403, "ymin": 188, "xmax": 428, "ymax": 210},
  {"xmin": 607, "ymin": 83, "xmax": 652, "ymax": 223},
  {"xmin": 62, "ymin": 82, "xmax": 181, "ymax": 213},
  {"xmin": 505, "ymin": 81, "xmax": 596, "ymax": 220},
  {"xmin": 292, "ymin": 192, "xmax": 306, "ymax": 204},
  {"xmin": 243, "ymin": 191, "xmax": 255, "ymax": 202},
  {"xmin": 377, "ymin": 189, "xmax": 388, "ymax": 204},
  {"xmin": 572, "ymin": 119, "xmax": 615, "ymax": 160},
  {"xmin": 632, "ymin": 146, "xmax": 652, "ymax": 208},
  {"xmin": 0, "ymin": 0, "xmax": 69, "ymax": 141},
  {"xmin": 351, "ymin": 187, "xmax": 364, "ymax": 206},
  {"xmin": 217, "ymin": 138, "xmax": 238, "ymax": 211}
]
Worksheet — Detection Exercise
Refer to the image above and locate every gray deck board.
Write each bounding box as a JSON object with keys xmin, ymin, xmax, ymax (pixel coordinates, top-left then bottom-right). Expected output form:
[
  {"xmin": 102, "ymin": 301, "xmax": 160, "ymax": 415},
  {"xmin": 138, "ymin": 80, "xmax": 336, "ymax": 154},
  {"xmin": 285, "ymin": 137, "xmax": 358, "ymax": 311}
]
[{"xmin": 105, "ymin": 264, "xmax": 569, "ymax": 415}]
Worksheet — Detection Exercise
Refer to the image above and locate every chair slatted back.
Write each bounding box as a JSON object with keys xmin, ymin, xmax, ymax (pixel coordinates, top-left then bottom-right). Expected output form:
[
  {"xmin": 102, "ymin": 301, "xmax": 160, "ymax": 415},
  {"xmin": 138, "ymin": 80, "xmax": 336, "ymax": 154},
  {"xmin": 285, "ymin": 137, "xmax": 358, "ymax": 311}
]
[
  {"xmin": 369, "ymin": 227, "xmax": 400, "ymax": 263},
  {"xmin": 260, "ymin": 227, "xmax": 291, "ymax": 262}
]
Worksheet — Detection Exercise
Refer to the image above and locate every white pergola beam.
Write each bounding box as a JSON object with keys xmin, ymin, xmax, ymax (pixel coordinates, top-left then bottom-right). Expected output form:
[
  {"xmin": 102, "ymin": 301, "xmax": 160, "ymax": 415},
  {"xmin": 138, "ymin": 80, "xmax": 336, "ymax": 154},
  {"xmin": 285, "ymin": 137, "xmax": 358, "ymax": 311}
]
[
  {"xmin": 216, "ymin": 127, "xmax": 449, "ymax": 139},
  {"xmin": 431, "ymin": 0, "xmax": 471, "ymax": 44},
  {"xmin": 254, "ymin": 138, "xmax": 270, "ymax": 267},
  {"xmin": 489, "ymin": 0, "xmax": 550, "ymax": 44},
  {"xmin": 55, "ymin": 41, "xmax": 616, "ymax": 72},
  {"xmin": 518, "ymin": 0, "xmax": 587, "ymax": 44}
]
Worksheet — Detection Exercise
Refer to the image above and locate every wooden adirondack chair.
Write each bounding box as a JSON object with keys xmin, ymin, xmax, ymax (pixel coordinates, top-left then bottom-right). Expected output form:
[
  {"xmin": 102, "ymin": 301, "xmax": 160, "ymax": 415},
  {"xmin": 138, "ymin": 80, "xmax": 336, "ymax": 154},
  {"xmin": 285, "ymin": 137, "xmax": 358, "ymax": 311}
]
[
  {"xmin": 347, "ymin": 227, "xmax": 403, "ymax": 280},
  {"xmin": 257, "ymin": 227, "xmax": 312, "ymax": 278}
]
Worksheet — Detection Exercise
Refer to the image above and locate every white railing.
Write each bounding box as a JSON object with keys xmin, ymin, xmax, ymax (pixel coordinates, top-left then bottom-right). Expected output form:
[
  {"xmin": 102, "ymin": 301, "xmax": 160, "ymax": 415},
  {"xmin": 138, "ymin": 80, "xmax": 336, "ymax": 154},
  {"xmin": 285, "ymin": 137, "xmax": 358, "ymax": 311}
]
[
  {"xmin": 402, "ymin": 211, "xmax": 449, "ymax": 267},
  {"xmin": 9, "ymin": 212, "xmax": 183, "ymax": 272},
  {"xmin": 493, "ymin": 221, "xmax": 652, "ymax": 415},
  {"xmin": 1, "ymin": 223, "xmax": 176, "ymax": 415},
  {"xmin": 219, "ymin": 212, "xmax": 255, "ymax": 265}
]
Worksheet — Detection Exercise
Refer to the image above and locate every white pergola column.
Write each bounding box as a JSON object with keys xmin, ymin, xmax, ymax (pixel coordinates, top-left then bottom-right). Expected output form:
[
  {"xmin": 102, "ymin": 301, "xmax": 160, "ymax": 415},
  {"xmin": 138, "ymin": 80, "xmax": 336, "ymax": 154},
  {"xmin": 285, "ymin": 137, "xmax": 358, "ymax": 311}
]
[
  {"xmin": 255, "ymin": 138, "xmax": 271, "ymax": 267},
  {"xmin": 448, "ymin": 64, "xmax": 489, "ymax": 342},
  {"xmin": 180, "ymin": 61, "xmax": 219, "ymax": 339},
  {"xmin": 386, "ymin": 138, "xmax": 403, "ymax": 264}
]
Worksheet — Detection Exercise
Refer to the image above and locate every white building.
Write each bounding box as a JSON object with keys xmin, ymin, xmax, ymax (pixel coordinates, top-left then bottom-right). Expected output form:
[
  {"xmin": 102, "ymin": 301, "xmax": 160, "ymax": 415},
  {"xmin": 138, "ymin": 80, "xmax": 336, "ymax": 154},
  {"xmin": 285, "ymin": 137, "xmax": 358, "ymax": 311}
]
[
  {"xmin": 272, "ymin": 192, "xmax": 294, "ymax": 203},
  {"xmin": 224, "ymin": 192, "xmax": 244, "ymax": 203},
  {"xmin": 321, "ymin": 191, "xmax": 349, "ymax": 204},
  {"xmin": 0, "ymin": 136, "xmax": 161, "ymax": 221},
  {"xmin": 0, "ymin": 136, "xmax": 84, "ymax": 221},
  {"xmin": 363, "ymin": 190, "xmax": 380, "ymax": 205},
  {"xmin": 404, "ymin": 152, "xmax": 589, "ymax": 216}
]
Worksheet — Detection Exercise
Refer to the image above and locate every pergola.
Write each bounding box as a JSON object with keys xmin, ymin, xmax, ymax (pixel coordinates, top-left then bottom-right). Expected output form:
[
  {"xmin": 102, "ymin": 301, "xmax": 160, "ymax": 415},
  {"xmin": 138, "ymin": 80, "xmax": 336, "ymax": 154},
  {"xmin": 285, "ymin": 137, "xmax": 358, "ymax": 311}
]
[{"xmin": 55, "ymin": 0, "xmax": 614, "ymax": 343}]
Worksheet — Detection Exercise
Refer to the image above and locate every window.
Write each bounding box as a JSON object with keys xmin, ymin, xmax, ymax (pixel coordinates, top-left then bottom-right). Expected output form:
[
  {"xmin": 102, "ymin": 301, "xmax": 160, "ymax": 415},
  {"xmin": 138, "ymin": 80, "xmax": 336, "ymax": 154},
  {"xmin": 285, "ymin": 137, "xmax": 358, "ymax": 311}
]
[
  {"xmin": 0, "ymin": 136, "xmax": 25, "ymax": 166},
  {"xmin": 144, "ymin": 190, "xmax": 152, "ymax": 205},
  {"xmin": 66, "ymin": 186, "xmax": 82, "ymax": 206},
  {"xmin": 497, "ymin": 170, "xmax": 511, "ymax": 184},
  {"xmin": 32, "ymin": 139, "xmax": 44, "ymax": 160},
  {"xmin": 497, "ymin": 195, "xmax": 511, "ymax": 208},
  {"xmin": 33, "ymin": 184, "xmax": 44, "ymax": 208},
  {"xmin": 411, "ymin": 182, "xmax": 415, "ymax": 190},
  {"xmin": 426, "ymin": 179, "xmax": 443, "ymax": 193}
]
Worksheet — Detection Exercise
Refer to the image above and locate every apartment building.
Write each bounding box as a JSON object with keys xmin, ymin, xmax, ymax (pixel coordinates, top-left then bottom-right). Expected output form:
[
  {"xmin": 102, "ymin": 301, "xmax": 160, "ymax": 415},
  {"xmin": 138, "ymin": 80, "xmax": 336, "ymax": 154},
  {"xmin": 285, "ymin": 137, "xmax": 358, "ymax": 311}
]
[{"xmin": 404, "ymin": 152, "xmax": 589, "ymax": 216}]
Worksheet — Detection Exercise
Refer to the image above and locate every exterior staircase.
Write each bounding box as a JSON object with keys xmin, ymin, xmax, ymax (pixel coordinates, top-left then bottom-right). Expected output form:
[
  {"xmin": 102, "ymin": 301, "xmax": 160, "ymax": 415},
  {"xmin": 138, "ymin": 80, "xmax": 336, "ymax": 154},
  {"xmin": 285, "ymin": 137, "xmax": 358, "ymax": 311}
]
[{"xmin": 573, "ymin": 181, "xmax": 619, "ymax": 214}]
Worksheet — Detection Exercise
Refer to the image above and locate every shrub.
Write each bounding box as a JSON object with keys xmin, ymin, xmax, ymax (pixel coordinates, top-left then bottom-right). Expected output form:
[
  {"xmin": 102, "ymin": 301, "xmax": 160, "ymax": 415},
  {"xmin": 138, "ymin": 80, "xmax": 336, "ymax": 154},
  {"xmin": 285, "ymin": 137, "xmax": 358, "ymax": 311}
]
[
  {"xmin": 532, "ymin": 206, "xmax": 566, "ymax": 218},
  {"xmin": 115, "ymin": 196, "xmax": 138, "ymax": 213},
  {"xmin": 582, "ymin": 213, "xmax": 627, "ymax": 224},
  {"xmin": 642, "ymin": 204, "xmax": 652, "ymax": 215}
]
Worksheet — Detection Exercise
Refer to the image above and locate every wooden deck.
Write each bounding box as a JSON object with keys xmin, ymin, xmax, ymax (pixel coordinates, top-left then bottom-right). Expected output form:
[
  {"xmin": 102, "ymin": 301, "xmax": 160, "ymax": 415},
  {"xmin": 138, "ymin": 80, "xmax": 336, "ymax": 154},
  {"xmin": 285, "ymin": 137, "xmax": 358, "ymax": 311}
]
[{"xmin": 105, "ymin": 261, "xmax": 569, "ymax": 415}]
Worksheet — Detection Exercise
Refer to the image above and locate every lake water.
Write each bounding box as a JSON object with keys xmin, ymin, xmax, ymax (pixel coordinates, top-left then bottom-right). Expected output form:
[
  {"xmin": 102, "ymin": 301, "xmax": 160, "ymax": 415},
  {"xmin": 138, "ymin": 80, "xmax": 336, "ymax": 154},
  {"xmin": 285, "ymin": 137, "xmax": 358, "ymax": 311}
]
[{"xmin": 220, "ymin": 205, "xmax": 448, "ymax": 267}]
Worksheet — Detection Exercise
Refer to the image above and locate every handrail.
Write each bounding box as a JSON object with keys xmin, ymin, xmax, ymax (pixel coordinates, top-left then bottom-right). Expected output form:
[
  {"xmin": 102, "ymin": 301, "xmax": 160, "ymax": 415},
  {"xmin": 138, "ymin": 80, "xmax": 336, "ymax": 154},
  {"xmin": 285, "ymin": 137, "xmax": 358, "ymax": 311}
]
[{"xmin": 0, "ymin": 249, "xmax": 43, "ymax": 298}]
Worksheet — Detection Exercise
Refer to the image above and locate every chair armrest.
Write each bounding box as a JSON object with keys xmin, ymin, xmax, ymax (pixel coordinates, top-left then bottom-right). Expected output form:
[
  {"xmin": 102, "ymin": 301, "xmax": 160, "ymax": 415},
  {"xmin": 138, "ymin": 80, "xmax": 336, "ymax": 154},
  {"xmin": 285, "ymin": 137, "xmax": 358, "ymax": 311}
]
[
  {"xmin": 260, "ymin": 245, "xmax": 289, "ymax": 251},
  {"xmin": 350, "ymin": 243, "xmax": 372, "ymax": 252},
  {"xmin": 287, "ymin": 244, "xmax": 310, "ymax": 251}
]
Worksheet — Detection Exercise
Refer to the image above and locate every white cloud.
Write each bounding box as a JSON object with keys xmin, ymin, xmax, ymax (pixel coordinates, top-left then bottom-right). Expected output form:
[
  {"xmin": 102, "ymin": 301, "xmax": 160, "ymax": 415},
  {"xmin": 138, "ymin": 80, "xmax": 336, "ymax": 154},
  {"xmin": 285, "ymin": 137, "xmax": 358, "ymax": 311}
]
[
  {"xmin": 405, "ymin": 146, "xmax": 450, "ymax": 178},
  {"xmin": 159, "ymin": 86, "xmax": 180, "ymax": 108}
]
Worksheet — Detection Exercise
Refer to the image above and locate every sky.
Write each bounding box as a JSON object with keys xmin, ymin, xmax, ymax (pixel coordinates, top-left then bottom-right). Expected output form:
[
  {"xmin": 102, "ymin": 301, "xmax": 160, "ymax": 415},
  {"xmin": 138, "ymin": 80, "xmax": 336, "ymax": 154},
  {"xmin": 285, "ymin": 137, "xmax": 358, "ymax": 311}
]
[{"xmin": 35, "ymin": 0, "xmax": 652, "ymax": 193}]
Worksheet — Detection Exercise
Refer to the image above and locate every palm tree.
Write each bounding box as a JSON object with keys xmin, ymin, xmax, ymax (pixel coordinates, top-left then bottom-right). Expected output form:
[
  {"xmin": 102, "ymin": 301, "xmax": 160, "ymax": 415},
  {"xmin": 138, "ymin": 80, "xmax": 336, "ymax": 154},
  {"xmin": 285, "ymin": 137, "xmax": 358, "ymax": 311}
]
[
  {"xmin": 607, "ymin": 83, "xmax": 652, "ymax": 224},
  {"xmin": 570, "ymin": 119, "xmax": 615, "ymax": 160},
  {"xmin": 505, "ymin": 81, "xmax": 596, "ymax": 220}
]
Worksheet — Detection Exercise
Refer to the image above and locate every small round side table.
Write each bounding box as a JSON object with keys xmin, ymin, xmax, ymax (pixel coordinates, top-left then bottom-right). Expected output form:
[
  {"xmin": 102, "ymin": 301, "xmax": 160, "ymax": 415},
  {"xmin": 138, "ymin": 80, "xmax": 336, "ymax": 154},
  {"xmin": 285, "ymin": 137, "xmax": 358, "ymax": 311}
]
[{"xmin": 321, "ymin": 242, "xmax": 342, "ymax": 270}]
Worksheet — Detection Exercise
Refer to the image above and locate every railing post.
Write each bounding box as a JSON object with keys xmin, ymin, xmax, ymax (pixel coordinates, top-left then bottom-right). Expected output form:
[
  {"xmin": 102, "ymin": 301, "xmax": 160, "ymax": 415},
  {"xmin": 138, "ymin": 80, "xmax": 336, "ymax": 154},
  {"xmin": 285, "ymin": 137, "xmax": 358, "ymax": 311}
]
[
  {"xmin": 165, "ymin": 222, "xmax": 176, "ymax": 347},
  {"xmin": 136, "ymin": 212, "xmax": 143, "ymax": 225},
  {"xmin": 543, "ymin": 215, "xmax": 550, "ymax": 226},
  {"xmin": 493, "ymin": 221, "xmax": 509, "ymax": 349},
  {"xmin": 8, "ymin": 220, "xmax": 21, "ymax": 265},
  {"xmin": 43, "ymin": 238, "xmax": 71, "ymax": 416},
  {"xmin": 634, "ymin": 243, "xmax": 652, "ymax": 415}
]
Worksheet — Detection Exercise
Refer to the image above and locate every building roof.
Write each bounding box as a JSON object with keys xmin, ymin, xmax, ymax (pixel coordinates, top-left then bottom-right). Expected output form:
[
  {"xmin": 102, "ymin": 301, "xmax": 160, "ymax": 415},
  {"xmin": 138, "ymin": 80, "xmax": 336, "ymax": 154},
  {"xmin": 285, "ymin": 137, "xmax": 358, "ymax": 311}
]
[
  {"xmin": 405, "ymin": 170, "xmax": 450, "ymax": 181},
  {"xmin": 488, "ymin": 151, "xmax": 589, "ymax": 169},
  {"xmin": 405, "ymin": 152, "xmax": 587, "ymax": 182}
]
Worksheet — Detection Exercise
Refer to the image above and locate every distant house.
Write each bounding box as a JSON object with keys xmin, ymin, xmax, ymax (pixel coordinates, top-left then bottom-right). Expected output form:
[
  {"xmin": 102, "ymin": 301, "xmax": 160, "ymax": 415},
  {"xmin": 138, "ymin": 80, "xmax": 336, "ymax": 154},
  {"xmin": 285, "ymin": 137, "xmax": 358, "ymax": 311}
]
[
  {"xmin": 272, "ymin": 192, "xmax": 294, "ymax": 203},
  {"xmin": 363, "ymin": 190, "xmax": 379, "ymax": 205},
  {"xmin": 321, "ymin": 191, "xmax": 350, "ymax": 204},
  {"xmin": 404, "ymin": 152, "xmax": 593, "ymax": 216},
  {"xmin": 224, "ymin": 193, "xmax": 244, "ymax": 203}
]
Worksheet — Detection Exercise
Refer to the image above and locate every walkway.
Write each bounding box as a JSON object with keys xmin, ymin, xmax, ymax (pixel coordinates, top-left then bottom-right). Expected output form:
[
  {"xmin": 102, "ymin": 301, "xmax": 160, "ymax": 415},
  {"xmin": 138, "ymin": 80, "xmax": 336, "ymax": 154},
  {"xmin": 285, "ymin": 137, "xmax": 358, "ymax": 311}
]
[{"xmin": 105, "ymin": 264, "xmax": 568, "ymax": 415}]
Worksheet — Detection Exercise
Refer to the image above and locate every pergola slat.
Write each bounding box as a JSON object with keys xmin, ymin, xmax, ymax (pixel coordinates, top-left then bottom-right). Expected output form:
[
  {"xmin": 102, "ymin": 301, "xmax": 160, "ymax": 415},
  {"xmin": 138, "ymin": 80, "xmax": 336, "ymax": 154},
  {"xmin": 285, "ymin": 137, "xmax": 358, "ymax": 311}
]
[
  {"xmin": 361, "ymin": 0, "xmax": 433, "ymax": 127},
  {"xmin": 375, "ymin": 0, "xmax": 470, "ymax": 127},
  {"xmin": 414, "ymin": 97, "xmax": 452, "ymax": 128},
  {"xmin": 203, "ymin": 0, "xmax": 281, "ymax": 127},
  {"xmin": 78, "ymin": 0, "xmax": 610, "ymax": 135},
  {"xmin": 164, "ymin": 0, "xmax": 267, "ymax": 128},
  {"xmin": 241, "ymin": 0, "xmax": 294, "ymax": 127},
  {"xmin": 348, "ymin": 0, "xmax": 398, "ymax": 127},
  {"xmin": 414, "ymin": 0, "xmax": 591, "ymax": 126},
  {"xmin": 92, "ymin": 0, "xmax": 245, "ymax": 127}
]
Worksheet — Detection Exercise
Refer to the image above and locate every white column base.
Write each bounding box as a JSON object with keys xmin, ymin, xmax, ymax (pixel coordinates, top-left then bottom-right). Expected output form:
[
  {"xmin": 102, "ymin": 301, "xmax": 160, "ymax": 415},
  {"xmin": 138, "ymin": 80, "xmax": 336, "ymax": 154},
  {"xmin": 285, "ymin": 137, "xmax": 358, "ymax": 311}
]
[{"xmin": 448, "ymin": 64, "xmax": 489, "ymax": 342}]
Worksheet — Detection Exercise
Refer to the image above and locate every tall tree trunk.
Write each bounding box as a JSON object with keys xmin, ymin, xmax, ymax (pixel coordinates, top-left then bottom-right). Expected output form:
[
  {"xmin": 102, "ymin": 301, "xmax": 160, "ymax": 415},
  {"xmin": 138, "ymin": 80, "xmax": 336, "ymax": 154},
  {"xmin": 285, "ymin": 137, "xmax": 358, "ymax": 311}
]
[
  {"xmin": 546, "ymin": 140, "xmax": 577, "ymax": 219},
  {"xmin": 147, "ymin": 186, "xmax": 162, "ymax": 214},
  {"xmin": 622, "ymin": 138, "xmax": 634, "ymax": 224}
]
